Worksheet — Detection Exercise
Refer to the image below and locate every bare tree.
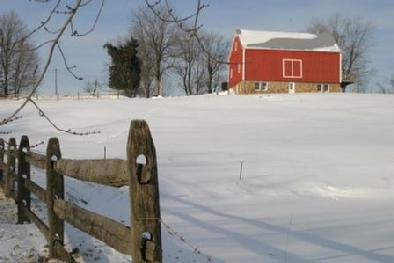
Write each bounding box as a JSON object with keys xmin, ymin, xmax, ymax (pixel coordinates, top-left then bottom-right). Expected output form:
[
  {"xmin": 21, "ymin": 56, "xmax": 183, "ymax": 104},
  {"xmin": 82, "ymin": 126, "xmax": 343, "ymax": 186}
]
[
  {"xmin": 145, "ymin": 0, "xmax": 232, "ymax": 96},
  {"xmin": 378, "ymin": 74, "xmax": 394, "ymax": 94},
  {"xmin": 307, "ymin": 14, "xmax": 373, "ymax": 92},
  {"xmin": 12, "ymin": 43, "xmax": 40, "ymax": 97},
  {"xmin": 194, "ymin": 57, "xmax": 206, "ymax": 95},
  {"xmin": 171, "ymin": 28, "xmax": 229, "ymax": 96},
  {"xmin": 83, "ymin": 77, "xmax": 106, "ymax": 95},
  {"xmin": 131, "ymin": 6, "xmax": 177, "ymax": 96},
  {"xmin": 172, "ymin": 30, "xmax": 199, "ymax": 95},
  {"xmin": 0, "ymin": 11, "xmax": 39, "ymax": 98},
  {"xmin": 134, "ymin": 32, "xmax": 154, "ymax": 98},
  {"xmin": 199, "ymin": 31, "xmax": 229, "ymax": 94}
]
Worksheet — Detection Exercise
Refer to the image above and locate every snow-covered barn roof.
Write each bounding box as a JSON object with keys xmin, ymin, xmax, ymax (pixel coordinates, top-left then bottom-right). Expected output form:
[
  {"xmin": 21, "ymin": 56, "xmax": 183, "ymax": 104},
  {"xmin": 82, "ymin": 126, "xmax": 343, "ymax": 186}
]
[{"xmin": 235, "ymin": 29, "xmax": 340, "ymax": 52}]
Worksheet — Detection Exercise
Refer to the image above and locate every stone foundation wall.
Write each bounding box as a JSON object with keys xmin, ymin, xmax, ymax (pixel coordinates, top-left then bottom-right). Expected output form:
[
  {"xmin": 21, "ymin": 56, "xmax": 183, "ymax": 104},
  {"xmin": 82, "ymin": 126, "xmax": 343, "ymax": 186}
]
[{"xmin": 233, "ymin": 81, "xmax": 341, "ymax": 94}]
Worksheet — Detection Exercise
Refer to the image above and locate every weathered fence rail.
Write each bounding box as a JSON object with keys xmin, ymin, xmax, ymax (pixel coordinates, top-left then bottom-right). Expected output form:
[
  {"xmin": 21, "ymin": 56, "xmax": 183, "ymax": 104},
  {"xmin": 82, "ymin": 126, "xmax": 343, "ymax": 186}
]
[{"xmin": 0, "ymin": 120, "xmax": 162, "ymax": 263}]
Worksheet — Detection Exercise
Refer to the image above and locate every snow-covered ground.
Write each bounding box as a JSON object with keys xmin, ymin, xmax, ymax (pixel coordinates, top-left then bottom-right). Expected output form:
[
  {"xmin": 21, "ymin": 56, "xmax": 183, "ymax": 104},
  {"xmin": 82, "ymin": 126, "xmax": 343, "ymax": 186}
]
[{"xmin": 1, "ymin": 93, "xmax": 394, "ymax": 262}]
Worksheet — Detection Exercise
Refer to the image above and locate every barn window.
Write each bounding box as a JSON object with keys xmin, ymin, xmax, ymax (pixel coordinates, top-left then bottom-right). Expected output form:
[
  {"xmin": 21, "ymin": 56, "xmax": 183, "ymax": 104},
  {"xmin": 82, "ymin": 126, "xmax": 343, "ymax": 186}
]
[
  {"xmin": 283, "ymin": 59, "xmax": 302, "ymax": 78},
  {"xmin": 254, "ymin": 81, "xmax": 268, "ymax": 91},
  {"xmin": 230, "ymin": 68, "xmax": 233, "ymax": 79},
  {"xmin": 234, "ymin": 41, "xmax": 238, "ymax": 51},
  {"xmin": 238, "ymin": 64, "xmax": 241, "ymax": 74},
  {"xmin": 317, "ymin": 83, "xmax": 330, "ymax": 93}
]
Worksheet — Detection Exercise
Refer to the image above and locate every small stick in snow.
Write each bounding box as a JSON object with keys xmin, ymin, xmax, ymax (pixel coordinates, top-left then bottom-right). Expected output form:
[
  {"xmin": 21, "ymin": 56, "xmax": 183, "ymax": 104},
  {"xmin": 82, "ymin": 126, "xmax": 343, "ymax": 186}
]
[
  {"xmin": 284, "ymin": 213, "xmax": 294, "ymax": 263},
  {"xmin": 239, "ymin": 161, "xmax": 243, "ymax": 180}
]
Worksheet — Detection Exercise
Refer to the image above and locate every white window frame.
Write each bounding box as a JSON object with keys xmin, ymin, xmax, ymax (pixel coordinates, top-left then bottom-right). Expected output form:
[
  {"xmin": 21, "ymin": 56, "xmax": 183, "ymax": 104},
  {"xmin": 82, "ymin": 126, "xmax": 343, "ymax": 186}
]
[
  {"xmin": 323, "ymin": 84, "xmax": 329, "ymax": 93},
  {"xmin": 254, "ymin": 82, "xmax": 260, "ymax": 91},
  {"xmin": 283, "ymin": 59, "xmax": 303, "ymax": 79},
  {"xmin": 317, "ymin": 83, "xmax": 330, "ymax": 93},
  {"xmin": 288, "ymin": 82, "xmax": 296, "ymax": 93},
  {"xmin": 254, "ymin": 81, "xmax": 268, "ymax": 91},
  {"xmin": 317, "ymin": 84, "xmax": 322, "ymax": 92}
]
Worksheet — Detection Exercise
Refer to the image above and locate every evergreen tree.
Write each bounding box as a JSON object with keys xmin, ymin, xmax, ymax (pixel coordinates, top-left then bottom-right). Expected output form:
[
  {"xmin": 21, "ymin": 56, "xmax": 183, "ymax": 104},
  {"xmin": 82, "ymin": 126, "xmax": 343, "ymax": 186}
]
[{"xmin": 104, "ymin": 37, "xmax": 141, "ymax": 97}]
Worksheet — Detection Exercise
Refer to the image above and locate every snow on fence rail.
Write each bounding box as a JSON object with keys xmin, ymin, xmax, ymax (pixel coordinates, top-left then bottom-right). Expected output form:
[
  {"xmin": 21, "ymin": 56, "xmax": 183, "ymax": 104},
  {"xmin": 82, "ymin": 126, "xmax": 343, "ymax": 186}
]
[{"xmin": 0, "ymin": 120, "xmax": 162, "ymax": 263}]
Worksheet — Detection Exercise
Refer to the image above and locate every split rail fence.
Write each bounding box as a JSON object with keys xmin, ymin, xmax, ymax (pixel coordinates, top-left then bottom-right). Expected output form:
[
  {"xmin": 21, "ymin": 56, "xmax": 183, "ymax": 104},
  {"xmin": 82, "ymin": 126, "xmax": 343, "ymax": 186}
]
[{"xmin": 0, "ymin": 120, "xmax": 162, "ymax": 263}]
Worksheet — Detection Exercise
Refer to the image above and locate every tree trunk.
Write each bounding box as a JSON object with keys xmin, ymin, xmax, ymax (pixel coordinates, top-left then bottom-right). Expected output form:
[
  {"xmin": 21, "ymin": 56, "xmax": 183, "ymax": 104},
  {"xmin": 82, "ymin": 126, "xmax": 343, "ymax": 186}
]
[
  {"xmin": 207, "ymin": 60, "xmax": 213, "ymax": 94},
  {"xmin": 155, "ymin": 77, "xmax": 161, "ymax": 96},
  {"xmin": 144, "ymin": 82, "xmax": 150, "ymax": 98},
  {"xmin": 4, "ymin": 74, "xmax": 8, "ymax": 97}
]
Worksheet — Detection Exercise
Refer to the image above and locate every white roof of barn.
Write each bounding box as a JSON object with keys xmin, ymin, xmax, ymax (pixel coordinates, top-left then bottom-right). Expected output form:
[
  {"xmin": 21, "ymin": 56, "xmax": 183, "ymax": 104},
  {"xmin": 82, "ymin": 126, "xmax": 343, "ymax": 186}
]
[{"xmin": 236, "ymin": 29, "xmax": 340, "ymax": 52}]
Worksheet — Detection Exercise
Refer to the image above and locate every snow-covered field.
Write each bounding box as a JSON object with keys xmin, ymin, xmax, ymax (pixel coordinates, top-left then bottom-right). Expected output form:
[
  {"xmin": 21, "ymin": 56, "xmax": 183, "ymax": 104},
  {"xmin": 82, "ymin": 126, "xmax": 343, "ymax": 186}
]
[{"xmin": 1, "ymin": 93, "xmax": 394, "ymax": 262}]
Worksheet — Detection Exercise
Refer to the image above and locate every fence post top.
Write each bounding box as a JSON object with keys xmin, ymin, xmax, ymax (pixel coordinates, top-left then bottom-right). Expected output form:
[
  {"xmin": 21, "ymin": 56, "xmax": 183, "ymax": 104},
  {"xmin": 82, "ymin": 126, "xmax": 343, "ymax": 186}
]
[
  {"xmin": 20, "ymin": 136, "xmax": 30, "ymax": 147},
  {"xmin": 47, "ymin": 137, "xmax": 61, "ymax": 160},
  {"xmin": 48, "ymin": 137, "xmax": 59, "ymax": 145},
  {"xmin": 130, "ymin": 119, "xmax": 149, "ymax": 129},
  {"xmin": 127, "ymin": 120, "xmax": 156, "ymax": 172},
  {"xmin": 127, "ymin": 120, "xmax": 154, "ymax": 150},
  {"xmin": 8, "ymin": 138, "xmax": 16, "ymax": 145},
  {"xmin": 7, "ymin": 138, "xmax": 16, "ymax": 150}
]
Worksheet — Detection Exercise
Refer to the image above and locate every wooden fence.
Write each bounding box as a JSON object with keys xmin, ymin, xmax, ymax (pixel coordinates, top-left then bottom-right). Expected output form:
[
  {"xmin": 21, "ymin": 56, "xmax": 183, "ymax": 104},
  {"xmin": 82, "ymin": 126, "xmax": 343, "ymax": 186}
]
[{"xmin": 0, "ymin": 120, "xmax": 162, "ymax": 263}]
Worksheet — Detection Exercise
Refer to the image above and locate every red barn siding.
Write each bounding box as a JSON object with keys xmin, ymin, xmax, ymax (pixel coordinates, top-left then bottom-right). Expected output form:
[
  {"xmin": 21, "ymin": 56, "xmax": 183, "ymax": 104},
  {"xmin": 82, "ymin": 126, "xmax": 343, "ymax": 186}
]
[
  {"xmin": 245, "ymin": 49, "xmax": 340, "ymax": 83},
  {"xmin": 228, "ymin": 37, "xmax": 243, "ymax": 88}
]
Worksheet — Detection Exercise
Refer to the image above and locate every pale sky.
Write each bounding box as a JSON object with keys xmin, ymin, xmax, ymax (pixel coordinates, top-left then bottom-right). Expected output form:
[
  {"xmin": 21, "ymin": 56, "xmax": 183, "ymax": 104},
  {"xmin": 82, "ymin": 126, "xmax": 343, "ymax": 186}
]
[{"xmin": 2, "ymin": 0, "xmax": 393, "ymax": 95}]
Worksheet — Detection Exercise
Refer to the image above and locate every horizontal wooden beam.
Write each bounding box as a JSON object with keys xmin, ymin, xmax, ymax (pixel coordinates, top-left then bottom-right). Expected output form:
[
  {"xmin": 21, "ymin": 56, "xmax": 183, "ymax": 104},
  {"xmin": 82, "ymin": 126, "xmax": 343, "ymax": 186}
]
[
  {"xmin": 24, "ymin": 179, "xmax": 46, "ymax": 204},
  {"xmin": 22, "ymin": 206, "xmax": 49, "ymax": 239},
  {"xmin": 53, "ymin": 199, "xmax": 132, "ymax": 255},
  {"xmin": 25, "ymin": 151, "xmax": 46, "ymax": 170},
  {"xmin": 54, "ymin": 159, "xmax": 128, "ymax": 187}
]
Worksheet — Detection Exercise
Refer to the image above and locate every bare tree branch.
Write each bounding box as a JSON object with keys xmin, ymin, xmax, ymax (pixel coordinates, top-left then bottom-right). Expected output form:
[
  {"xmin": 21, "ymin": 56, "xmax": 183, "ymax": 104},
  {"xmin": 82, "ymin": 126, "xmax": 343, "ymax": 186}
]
[
  {"xmin": 1, "ymin": 0, "xmax": 83, "ymax": 127},
  {"xmin": 57, "ymin": 44, "xmax": 83, "ymax": 80},
  {"xmin": 145, "ymin": 0, "xmax": 230, "ymax": 68},
  {"xmin": 145, "ymin": 0, "xmax": 209, "ymax": 28},
  {"xmin": 18, "ymin": 0, "xmax": 62, "ymax": 44},
  {"xmin": 28, "ymin": 98, "xmax": 100, "ymax": 135},
  {"xmin": 71, "ymin": 0, "xmax": 105, "ymax": 37},
  {"xmin": 25, "ymin": 40, "xmax": 55, "ymax": 52}
]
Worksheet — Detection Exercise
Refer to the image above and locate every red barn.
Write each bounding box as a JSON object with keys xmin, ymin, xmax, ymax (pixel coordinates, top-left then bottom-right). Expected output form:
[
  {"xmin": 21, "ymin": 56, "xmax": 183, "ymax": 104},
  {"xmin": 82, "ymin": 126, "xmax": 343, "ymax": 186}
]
[{"xmin": 228, "ymin": 29, "xmax": 342, "ymax": 94}]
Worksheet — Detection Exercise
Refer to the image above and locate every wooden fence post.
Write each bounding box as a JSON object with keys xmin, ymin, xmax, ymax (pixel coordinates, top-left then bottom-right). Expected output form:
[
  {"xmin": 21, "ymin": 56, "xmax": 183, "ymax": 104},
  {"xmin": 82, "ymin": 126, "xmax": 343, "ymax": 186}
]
[
  {"xmin": 46, "ymin": 138, "xmax": 64, "ymax": 259},
  {"xmin": 127, "ymin": 120, "xmax": 162, "ymax": 263},
  {"xmin": 5, "ymin": 138, "xmax": 16, "ymax": 198},
  {"xmin": 17, "ymin": 136, "xmax": 31, "ymax": 224},
  {"xmin": 0, "ymin": 138, "xmax": 4, "ymax": 181}
]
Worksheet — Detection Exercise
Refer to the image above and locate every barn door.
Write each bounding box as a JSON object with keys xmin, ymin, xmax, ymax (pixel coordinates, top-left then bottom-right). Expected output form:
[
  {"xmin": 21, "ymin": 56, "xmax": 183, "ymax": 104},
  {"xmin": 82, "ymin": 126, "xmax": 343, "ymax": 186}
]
[{"xmin": 288, "ymin": 82, "xmax": 296, "ymax": 93}]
